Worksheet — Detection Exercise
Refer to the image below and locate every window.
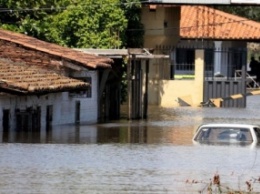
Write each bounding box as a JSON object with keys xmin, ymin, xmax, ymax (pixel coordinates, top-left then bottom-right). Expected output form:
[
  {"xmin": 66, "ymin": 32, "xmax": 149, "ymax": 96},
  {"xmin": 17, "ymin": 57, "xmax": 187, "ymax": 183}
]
[
  {"xmin": 69, "ymin": 77, "xmax": 92, "ymax": 98},
  {"xmin": 176, "ymin": 48, "xmax": 195, "ymax": 71}
]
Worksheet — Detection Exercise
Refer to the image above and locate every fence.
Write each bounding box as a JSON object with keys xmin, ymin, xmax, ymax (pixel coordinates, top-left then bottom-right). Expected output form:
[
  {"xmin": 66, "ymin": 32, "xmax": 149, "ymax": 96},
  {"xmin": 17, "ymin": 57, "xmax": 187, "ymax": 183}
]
[{"xmin": 172, "ymin": 46, "xmax": 248, "ymax": 81}]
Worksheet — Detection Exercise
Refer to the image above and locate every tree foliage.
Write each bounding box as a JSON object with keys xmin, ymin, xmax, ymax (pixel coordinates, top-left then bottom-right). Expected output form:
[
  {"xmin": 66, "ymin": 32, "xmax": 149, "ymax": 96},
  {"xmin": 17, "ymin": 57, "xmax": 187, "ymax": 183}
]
[
  {"xmin": 215, "ymin": 6, "xmax": 260, "ymax": 22},
  {"xmin": 0, "ymin": 0, "xmax": 134, "ymax": 48},
  {"xmin": 120, "ymin": 0, "xmax": 144, "ymax": 48},
  {"xmin": 47, "ymin": 0, "xmax": 128, "ymax": 48},
  {"xmin": 0, "ymin": 0, "xmax": 68, "ymax": 37}
]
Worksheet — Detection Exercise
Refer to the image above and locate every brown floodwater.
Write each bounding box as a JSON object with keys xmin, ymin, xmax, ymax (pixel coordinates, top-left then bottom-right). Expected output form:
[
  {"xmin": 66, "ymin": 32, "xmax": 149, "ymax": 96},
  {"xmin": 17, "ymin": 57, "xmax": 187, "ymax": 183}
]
[{"xmin": 1, "ymin": 96, "xmax": 260, "ymax": 193}]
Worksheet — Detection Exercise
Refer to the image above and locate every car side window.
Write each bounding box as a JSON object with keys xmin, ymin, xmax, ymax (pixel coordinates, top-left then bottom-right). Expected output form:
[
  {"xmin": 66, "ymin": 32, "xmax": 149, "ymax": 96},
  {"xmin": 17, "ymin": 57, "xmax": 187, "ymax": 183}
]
[{"xmin": 195, "ymin": 128, "xmax": 211, "ymax": 141}]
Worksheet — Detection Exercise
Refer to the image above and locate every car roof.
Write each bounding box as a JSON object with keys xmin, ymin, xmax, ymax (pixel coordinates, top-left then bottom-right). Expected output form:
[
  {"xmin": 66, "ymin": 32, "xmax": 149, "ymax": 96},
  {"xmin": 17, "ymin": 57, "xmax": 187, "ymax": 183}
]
[{"xmin": 198, "ymin": 123, "xmax": 260, "ymax": 128}]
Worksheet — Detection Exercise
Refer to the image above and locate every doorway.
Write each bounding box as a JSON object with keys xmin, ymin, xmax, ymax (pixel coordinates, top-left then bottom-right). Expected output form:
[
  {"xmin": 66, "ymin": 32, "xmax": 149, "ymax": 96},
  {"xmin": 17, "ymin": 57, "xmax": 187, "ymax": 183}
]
[{"xmin": 75, "ymin": 101, "xmax": 80, "ymax": 124}]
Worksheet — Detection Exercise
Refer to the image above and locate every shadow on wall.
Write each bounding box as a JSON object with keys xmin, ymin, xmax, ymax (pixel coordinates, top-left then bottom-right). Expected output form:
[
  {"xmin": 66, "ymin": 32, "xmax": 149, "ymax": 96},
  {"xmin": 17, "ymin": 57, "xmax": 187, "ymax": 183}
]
[{"xmin": 158, "ymin": 79, "xmax": 198, "ymax": 107}]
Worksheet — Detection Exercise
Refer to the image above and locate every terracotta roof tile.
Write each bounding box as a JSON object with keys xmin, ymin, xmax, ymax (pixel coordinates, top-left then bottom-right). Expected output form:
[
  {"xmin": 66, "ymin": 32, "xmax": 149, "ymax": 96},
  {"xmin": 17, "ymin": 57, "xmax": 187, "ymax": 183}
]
[
  {"xmin": 180, "ymin": 6, "xmax": 260, "ymax": 40},
  {"xmin": 0, "ymin": 29, "xmax": 112, "ymax": 69},
  {"xmin": 0, "ymin": 59, "xmax": 89, "ymax": 94}
]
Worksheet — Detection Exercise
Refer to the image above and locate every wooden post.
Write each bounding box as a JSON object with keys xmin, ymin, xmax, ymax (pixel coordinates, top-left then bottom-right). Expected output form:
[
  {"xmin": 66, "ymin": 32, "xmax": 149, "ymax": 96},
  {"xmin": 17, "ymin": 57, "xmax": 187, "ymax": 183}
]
[
  {"xmin": 127, "ymin": 50, "xmax": 132, "ymax": 120},
  {"xmin": 132, "ymin": 55, "xmax": 136, "ymax": 119},
  {"xmin": 143, "ymin": 59, "xmax": 149, "ymax": 119},
  {"xmin": 170, "ymin": 49, "xmax": 175, "ymax": 80}
]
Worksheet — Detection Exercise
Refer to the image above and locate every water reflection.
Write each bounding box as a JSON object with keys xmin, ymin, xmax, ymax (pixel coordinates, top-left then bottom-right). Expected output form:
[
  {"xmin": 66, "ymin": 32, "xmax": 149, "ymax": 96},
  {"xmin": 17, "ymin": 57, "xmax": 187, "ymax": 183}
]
[
  {"xmin": 1, "ymin": 96, "xmax": 260, "ymax": 193},
  {"xmin": 1, "ymin": 122, "xmax": 195, "ymax": 145},
  {"xmin": 1, "ymin": 95, "xmax": 260, "ymax": 145}
]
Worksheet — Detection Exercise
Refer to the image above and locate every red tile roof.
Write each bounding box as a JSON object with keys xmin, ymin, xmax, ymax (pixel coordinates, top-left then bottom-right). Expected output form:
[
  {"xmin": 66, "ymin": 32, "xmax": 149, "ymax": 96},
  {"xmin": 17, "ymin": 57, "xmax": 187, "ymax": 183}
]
[
  {"xmin": 0, "ymin": 28, "xmax": 112, "ymax": 69},
  {"xmin": 0, "ymin": 58, "xmax": 89, "ymax": 95},
  {"xmin": 180, "ymin": 6, "xmax": 260, "ymax": 40}
]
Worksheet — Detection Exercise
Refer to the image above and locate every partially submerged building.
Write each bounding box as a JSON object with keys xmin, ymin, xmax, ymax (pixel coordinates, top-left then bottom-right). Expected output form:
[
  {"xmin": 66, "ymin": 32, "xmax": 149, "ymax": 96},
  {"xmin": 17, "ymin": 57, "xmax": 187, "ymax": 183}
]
[
  {"xmin": 140, "ymin": 4, "xmax": 260, "ymax": 109},
  {"xmin": 0, "ymin": 29, "xmax": 112, "ymax": 131}
]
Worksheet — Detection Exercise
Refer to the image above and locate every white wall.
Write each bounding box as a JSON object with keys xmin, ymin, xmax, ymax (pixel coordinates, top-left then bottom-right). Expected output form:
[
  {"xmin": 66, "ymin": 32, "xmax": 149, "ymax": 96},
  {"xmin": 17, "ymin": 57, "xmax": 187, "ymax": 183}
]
[{"xmin": 0, "ymin": 71, "xmax": 99, "ymax": 131}]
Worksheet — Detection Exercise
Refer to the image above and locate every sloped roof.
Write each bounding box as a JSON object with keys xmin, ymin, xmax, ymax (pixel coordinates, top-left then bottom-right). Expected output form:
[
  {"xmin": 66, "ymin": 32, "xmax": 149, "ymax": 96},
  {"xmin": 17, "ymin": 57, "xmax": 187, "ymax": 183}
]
[
  {"xmin": 0, "ymin": 28, "xmax": 112, "ymax": 69},
  {"xmin": 0, "ymin": 59, "xmax": 89, "ymax": 95},
  {"xmin": 180, "ymin": 6, "xmax": 260, "ymax": 40}
]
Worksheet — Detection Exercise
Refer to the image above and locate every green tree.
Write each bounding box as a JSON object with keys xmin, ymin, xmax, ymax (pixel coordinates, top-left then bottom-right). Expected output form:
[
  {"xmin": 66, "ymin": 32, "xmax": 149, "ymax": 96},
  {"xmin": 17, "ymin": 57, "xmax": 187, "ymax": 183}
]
[
  {"xmin": 0, "ymin": 0, "xmax": 67, "ymax": 38},
  {"xmin": 47, "ymin": 0, "xmax": 127, "ymax": 48},
  {"xmin": 0, "ymin": 0, "xmax": 129, "ymax": 48},
  {"xmin": 120, "ymin": 0, "xmax": 144, "ymax": 48},
  {"xmin": 215, "ymin": 6, "xmax": 260, "ymax": 22}
]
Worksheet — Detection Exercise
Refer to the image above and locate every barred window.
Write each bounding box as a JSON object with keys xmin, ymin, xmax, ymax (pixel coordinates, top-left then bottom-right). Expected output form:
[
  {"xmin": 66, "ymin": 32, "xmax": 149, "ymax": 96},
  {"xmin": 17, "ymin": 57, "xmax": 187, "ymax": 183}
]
[{"xmin": 176, "ymin": 48, "xmax": 195, "ymax": 71}]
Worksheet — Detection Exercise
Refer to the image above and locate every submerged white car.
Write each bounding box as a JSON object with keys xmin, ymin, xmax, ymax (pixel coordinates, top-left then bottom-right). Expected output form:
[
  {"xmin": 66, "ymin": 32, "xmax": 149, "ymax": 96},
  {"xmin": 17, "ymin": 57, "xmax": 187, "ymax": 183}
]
[{"xmin": 192, "ymin": 124, "xmax": 260, "ymax": 146}]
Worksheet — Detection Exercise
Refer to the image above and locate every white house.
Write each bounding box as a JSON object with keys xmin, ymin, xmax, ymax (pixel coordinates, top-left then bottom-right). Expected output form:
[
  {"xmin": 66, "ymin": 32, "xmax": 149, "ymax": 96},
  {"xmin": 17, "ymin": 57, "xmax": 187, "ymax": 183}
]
[{"xmin": 0, "ymin": 28, "xmax": 112, "ymax": 131}]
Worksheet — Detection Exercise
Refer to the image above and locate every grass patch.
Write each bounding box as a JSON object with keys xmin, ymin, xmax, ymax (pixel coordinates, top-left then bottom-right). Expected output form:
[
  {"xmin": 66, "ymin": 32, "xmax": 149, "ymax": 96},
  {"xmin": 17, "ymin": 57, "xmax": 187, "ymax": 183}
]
[{"xmin": 174, "ymin": 74, "xmax": 195, "ymax": 79}]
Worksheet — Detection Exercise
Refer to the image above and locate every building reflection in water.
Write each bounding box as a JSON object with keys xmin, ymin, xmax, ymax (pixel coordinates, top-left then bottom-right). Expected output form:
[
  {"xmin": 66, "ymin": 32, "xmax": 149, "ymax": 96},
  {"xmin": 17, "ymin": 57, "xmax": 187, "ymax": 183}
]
[
  {"xmin": 0, "ymin": 123, "xmax": 148, "ymax": 144},
  {"xmin": 0, "ymin": 122, "xmax": 194, "ymax": 145},
  {"xmin": 97, "ymin": 125, "xmax": 147, "ymax": 144}
]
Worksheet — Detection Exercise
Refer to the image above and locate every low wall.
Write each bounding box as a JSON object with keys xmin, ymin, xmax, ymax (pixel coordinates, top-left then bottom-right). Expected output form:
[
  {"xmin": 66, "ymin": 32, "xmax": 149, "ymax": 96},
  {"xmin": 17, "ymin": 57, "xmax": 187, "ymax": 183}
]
[
  {"xmin": 159, "ymin": 50, "xmax": 205, "ymax": 107},
  {"xmin": 159, "ymin": 80, "xmax": 202, "ymax": 107}
]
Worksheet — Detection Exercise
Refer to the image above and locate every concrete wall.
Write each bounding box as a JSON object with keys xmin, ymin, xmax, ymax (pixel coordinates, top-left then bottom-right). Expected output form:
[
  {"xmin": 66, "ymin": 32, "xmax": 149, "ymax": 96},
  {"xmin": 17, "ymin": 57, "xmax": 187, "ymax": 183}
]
[
  {"xmin": 0, "ymin": 71, "xmax": 98, "ymax": 131},
  {"xmin": 141, "ymin": 5, "xmax": 181, "ymax": 105},
  {"xmin": 141, "ymin": 6, "xmax": 181, "ymax": 47},
  {"xmin": 159, "ymin": 50, "xmax": 205, "ymax": 107}
]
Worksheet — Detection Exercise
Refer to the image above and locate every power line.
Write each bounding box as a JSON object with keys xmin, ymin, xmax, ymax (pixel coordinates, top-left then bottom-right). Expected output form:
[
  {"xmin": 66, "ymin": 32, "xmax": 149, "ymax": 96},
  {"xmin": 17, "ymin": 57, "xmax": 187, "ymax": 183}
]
[
  {"xmin": 127, "ymin": 19, "xmax": 251, "ymax": 31},
  {"xmin": 0, "ymin": 18, "xmax": 252, "ymax": 32}
]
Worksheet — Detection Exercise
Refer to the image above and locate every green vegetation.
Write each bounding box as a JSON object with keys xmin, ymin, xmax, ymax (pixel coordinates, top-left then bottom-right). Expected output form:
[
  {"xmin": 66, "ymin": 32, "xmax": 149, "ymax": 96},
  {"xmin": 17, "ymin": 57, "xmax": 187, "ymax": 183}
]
[
  {"xmin": 215, "ymin": 6, "xmax": 260, "ymax": 22},
  {"xmin": 174, "ymin": 74, "xmax": 195, "ymax": 80},
  {"xmin": 0, "ymin": 0, "xmax": 144, "ymax": 48}
]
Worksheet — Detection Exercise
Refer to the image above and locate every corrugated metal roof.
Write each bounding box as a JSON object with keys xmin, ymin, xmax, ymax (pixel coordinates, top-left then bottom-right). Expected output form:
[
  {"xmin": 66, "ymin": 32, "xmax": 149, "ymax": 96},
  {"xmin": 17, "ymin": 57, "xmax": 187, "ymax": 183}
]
[
  {"xmin": 77, "ymin": 49, "xmax": 169, "ymax": 59},
  {"xmin": 180, "ymin": 6, "xmax": 260, "ymax": 40}
]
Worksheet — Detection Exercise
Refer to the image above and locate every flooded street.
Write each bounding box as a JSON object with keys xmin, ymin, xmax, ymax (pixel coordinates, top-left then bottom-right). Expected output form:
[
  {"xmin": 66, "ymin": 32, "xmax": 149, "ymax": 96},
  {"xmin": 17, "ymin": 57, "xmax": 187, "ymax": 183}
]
[{"xmin": 1, "ymin": 96, "xmax": 260, "ymax": 193}]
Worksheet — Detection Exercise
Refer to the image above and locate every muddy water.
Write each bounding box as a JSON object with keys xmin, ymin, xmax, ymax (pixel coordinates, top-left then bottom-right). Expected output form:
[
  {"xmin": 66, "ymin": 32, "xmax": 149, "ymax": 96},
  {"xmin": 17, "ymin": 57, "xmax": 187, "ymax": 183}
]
[{"xmin": 1, "ymin": 96, "xmax": 260, "ymax": 193}]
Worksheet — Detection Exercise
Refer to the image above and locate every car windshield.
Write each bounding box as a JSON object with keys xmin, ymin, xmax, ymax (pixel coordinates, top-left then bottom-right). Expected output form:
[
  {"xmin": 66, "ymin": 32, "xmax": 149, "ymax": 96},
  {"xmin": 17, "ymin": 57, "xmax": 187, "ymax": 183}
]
[{"xmin": 194, "ymin": 127, "xmax": 253, "ymax": 144}]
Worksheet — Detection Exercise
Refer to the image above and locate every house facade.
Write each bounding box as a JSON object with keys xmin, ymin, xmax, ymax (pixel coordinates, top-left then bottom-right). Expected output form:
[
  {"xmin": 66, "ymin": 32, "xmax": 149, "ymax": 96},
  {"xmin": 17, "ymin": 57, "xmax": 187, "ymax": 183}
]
[
  {"xmin": 140, "ymin": 5, "xmax": 260, "ymax": 107},
  {"xmin": 0, "ymin": 29, "xmax": 112, "ymax": 131},
  {"xmin": 176, "ymin": 6, "xmax": 259, "ymax": 77}
]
